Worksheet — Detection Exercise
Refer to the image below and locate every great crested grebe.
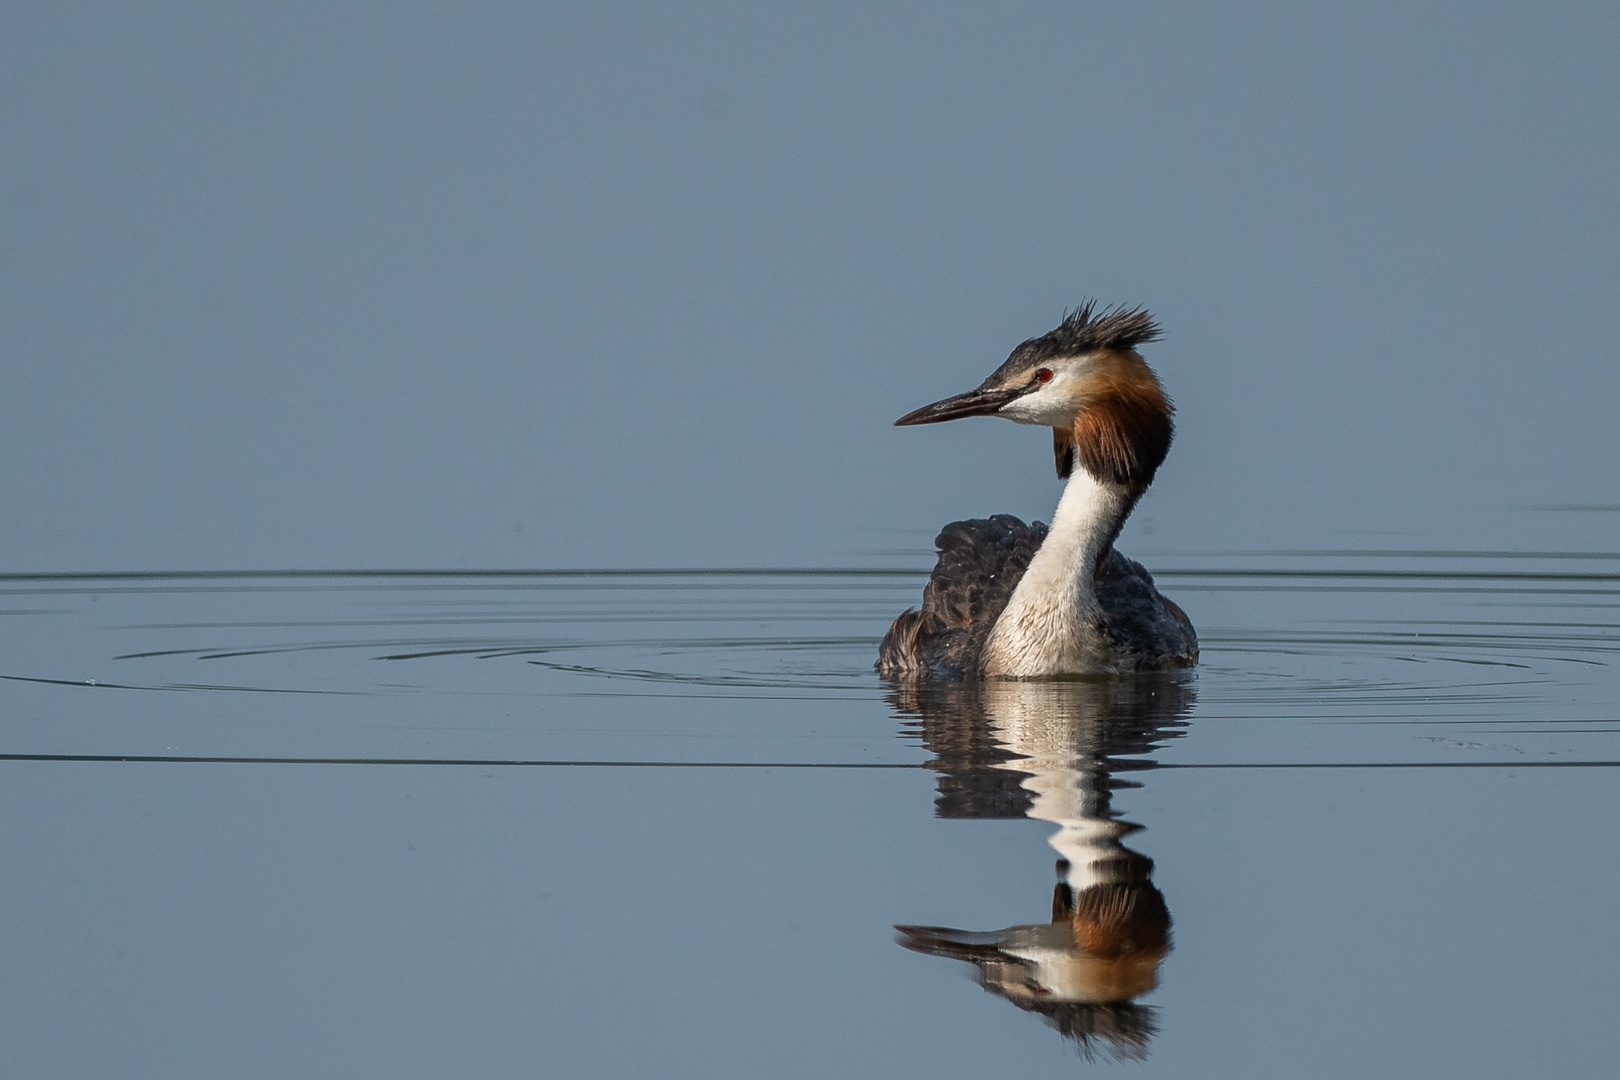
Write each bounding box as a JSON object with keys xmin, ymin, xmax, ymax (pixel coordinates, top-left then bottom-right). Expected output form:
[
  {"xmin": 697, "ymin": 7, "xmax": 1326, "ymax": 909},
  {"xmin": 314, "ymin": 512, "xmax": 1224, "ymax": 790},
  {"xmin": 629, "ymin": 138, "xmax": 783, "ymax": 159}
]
[{"xmin": 878, "ymin": 303, "xmax": 1197, "ymax": 679}]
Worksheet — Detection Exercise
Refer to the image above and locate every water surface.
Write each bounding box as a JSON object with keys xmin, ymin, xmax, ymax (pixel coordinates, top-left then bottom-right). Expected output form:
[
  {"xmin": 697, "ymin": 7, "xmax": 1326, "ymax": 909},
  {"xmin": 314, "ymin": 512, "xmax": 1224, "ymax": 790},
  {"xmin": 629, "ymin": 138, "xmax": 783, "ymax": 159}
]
[{"xmin": 1, "ymin": 552, "xmax": 1616, "ymax": 1076}]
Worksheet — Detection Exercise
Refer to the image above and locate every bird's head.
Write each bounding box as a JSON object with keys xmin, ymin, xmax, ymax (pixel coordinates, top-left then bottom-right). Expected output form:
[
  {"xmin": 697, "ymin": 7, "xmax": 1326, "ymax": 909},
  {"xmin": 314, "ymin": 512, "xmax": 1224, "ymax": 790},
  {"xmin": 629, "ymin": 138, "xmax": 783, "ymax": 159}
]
[{"xmin": 894, "ymin": 303, "xmax": 1174, "ymax": 486}]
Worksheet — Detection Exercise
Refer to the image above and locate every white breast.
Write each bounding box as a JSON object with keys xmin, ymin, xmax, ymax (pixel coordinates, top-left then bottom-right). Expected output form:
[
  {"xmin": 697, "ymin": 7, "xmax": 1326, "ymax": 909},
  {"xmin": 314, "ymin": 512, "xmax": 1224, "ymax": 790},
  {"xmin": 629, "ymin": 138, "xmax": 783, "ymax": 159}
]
[{"xmin": 982, "ymin": 470, "xmax": 1134, "ymax": 677}]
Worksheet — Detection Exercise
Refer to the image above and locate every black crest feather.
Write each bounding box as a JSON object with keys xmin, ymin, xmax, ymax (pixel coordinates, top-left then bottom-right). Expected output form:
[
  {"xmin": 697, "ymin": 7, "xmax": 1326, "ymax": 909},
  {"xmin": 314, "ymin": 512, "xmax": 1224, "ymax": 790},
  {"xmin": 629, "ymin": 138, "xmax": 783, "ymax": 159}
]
[{"xmin": 1009, "ymin": 302, "xmax": 1162, "ymax": 365}]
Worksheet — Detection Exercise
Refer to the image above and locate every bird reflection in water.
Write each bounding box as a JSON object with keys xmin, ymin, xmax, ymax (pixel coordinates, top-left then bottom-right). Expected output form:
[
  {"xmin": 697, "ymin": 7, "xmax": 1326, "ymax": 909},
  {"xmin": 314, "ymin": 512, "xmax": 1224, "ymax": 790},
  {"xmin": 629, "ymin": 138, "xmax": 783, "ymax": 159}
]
[{"xmin": 889, "ymin": 677, "xmax": 1193, "ymax": 1060}]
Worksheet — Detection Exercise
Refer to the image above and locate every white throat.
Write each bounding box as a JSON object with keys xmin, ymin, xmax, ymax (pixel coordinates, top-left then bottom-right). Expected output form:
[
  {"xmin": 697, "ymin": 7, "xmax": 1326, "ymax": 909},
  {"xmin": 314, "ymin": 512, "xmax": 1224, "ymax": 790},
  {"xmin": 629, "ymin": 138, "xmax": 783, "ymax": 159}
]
[{"xmin": 982, "ymin": 469, "xmax": 1135, "ymax": 677}]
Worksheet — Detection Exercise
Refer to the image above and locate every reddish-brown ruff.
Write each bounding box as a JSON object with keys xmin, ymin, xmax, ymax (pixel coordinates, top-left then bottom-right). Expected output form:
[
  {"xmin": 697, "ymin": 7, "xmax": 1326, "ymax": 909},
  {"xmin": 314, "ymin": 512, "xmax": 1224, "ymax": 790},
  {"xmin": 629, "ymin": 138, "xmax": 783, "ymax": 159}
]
[
  {"xmin": 1065, "ymin": 352, "xmax": 1174, "ymax": 488},
  {"xmin": 1070, "ymin": 882, "xmax": 1172, "ymax": 959}
]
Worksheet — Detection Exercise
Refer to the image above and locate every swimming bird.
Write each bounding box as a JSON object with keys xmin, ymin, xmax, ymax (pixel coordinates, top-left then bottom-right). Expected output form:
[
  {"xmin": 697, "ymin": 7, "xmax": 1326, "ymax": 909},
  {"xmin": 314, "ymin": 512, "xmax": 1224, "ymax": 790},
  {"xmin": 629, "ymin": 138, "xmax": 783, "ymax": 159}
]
[{"xmin": 878, "ymin": 303, "xmax": 1197, "ymax": 679}]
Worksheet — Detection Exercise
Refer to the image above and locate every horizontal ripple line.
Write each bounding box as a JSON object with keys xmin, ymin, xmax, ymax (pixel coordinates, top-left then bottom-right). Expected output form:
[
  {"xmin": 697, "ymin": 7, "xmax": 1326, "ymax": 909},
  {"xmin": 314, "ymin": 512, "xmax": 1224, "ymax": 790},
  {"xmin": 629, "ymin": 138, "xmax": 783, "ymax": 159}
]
[
  {"xmin": 0, "ymin": 753, "xmax": 926, "ymax": 768},
  {"xmin": 0, "ymin": 568, "xmax": 931, "ymax": 583},
  {"xmin": 1162, "ymin": 760, "xmax": 1620, "ymax": 769},
  {"xmin": 1150, "ymin": 569, "xmax": 1620, "ymax": 582},
  {"xmin": 1169, "ymin": 549, "xmax": 1620, "ymax": 561},
  {"xmin": 5, "ymin": 567, "xmax": 1619, "ymax": 584},
  {"xmin": 2, "ymin": 754, "xmax": 1619, "ymax": 769}
]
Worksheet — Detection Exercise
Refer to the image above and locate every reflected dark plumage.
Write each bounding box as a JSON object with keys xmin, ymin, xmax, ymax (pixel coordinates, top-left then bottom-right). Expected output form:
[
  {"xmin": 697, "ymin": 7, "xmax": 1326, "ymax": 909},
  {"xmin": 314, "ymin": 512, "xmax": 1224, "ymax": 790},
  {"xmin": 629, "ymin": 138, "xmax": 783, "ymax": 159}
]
[{"xmin": 888, "ymin": 674, "xmax": 1194, "ymax": 818}]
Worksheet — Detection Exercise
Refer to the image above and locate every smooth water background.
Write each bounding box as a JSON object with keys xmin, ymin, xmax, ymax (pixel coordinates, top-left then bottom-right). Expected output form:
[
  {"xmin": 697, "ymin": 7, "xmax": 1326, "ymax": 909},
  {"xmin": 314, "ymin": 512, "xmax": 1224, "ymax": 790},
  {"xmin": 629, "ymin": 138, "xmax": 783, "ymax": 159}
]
[
  {"xmin": 4, "ymin": 3, "xmax": 1619, "ymax": 1076},
  {"xmin": 3, "ymin": 550, "xmax": 1618, "ymax": 1076},
  {"xmin": 4, "ymin": 1, "xmax": 1619, "ymax": 569}
]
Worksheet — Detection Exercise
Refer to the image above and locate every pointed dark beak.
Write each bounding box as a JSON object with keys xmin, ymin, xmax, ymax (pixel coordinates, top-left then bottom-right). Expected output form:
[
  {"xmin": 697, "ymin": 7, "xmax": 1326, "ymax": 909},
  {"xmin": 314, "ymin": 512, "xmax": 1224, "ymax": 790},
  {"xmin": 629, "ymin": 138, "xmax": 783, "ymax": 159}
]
[{"xmin": 894, "ymin": 386, "xmax": 1025, "ymax": 426}]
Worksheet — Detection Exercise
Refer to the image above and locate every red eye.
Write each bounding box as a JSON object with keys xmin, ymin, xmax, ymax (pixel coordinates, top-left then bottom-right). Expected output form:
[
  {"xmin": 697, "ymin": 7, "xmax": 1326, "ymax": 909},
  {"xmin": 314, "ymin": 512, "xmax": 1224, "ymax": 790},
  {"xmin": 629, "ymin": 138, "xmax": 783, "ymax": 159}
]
[{"xmin": 1035, "ymin": 368, "xmax": 1054, "ymax": 383}]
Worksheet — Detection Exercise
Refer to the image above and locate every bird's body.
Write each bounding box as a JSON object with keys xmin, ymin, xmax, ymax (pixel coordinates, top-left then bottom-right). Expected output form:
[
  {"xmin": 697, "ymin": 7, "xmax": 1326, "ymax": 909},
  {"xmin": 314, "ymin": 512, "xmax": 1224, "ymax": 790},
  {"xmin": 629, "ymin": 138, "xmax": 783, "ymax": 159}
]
[{"xmin": 878, "ymin": 304, "xmax": 1197, "ymax": 679}]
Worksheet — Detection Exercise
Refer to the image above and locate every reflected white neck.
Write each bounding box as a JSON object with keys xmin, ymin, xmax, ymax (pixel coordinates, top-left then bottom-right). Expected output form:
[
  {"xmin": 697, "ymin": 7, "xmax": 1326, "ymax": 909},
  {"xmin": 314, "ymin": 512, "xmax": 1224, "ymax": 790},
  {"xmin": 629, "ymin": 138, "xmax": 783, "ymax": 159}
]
[{"xmin": 982, "ymin": 694, "xmax": 1135, "ymax": 893}]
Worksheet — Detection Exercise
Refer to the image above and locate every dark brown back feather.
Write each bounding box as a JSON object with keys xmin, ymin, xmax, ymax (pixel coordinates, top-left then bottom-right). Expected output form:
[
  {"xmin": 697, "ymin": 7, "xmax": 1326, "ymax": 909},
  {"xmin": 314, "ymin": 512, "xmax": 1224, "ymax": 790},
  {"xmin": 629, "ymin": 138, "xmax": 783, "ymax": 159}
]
[{"xmin": 878, "ymin": 515, "xmax": 1048, "ymax": 678}]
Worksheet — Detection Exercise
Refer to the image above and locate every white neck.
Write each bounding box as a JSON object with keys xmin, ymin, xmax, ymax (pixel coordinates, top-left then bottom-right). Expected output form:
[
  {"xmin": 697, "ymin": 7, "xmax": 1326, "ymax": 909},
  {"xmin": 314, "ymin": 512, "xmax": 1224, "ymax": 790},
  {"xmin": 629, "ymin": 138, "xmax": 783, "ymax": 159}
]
[{"xmin": 981, "ymin": 469, "xmax": 1136, "ymax": 677}]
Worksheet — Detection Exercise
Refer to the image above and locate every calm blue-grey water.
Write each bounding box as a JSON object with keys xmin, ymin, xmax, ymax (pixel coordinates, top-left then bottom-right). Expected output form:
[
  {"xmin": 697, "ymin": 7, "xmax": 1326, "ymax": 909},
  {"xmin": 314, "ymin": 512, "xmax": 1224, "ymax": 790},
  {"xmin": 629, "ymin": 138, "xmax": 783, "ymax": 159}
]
[
  {"xmin": 2, "ymin": 550, "xmax": 1617, "ymax": 1077},
  {"xmin": 5, "ymin": 6, "xmax": 1620, "ymax": 1074}
]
